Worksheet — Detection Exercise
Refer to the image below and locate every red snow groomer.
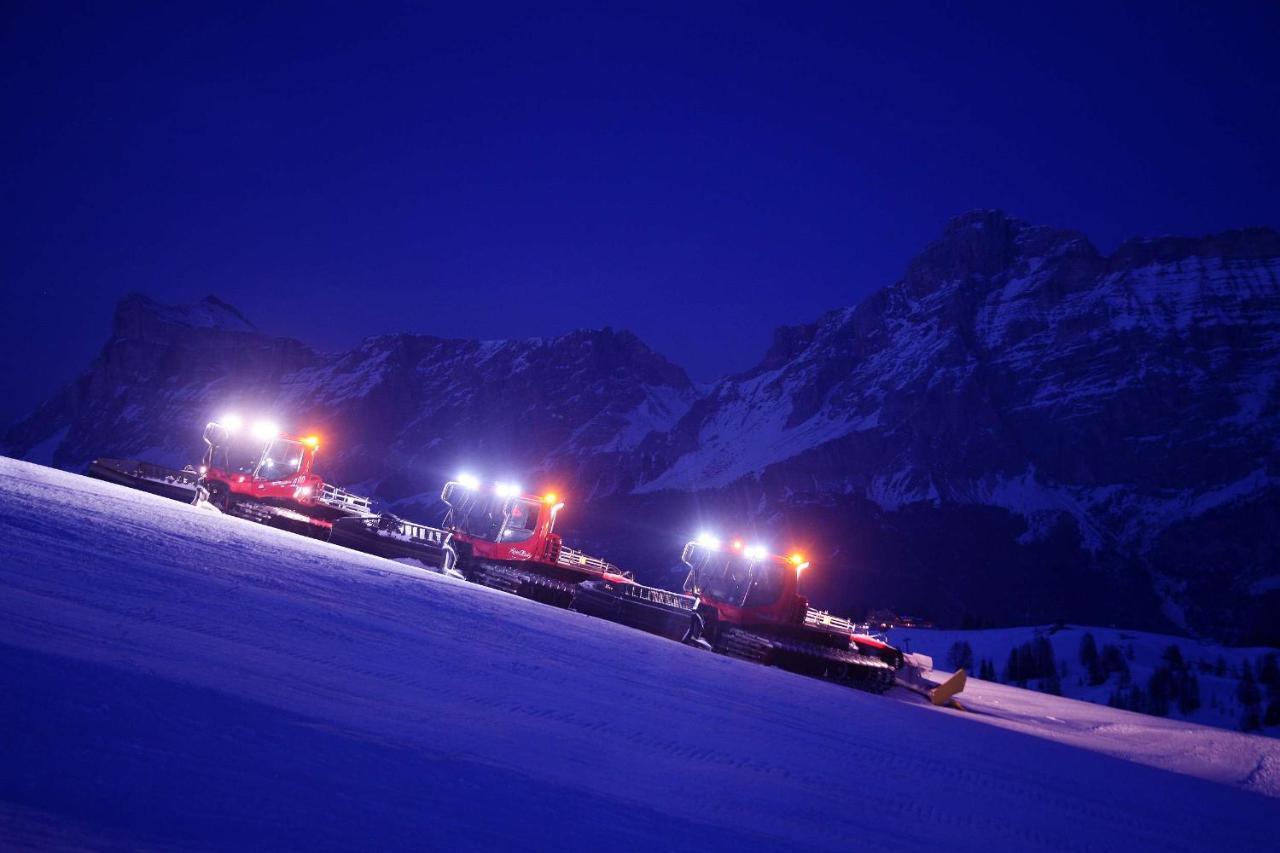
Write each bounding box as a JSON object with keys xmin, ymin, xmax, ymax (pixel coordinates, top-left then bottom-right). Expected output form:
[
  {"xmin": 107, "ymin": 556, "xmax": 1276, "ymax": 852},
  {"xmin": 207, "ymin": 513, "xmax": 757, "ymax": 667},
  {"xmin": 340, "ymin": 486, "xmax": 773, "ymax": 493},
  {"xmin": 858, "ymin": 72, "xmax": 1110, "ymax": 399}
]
[
  {"xmin": 195, "ymin": 415, "xmax": 372, "ymax": 534},
  {"xmin": 573, "ymin": 535, "xmax": 966, "ymax": 700},
  {"xmin": 196, "ymin": 415, "xmax": 452, "ymax": 566},
  {"xmin": 441, "ymin": 475, "xmax": 631, "ymax": 608}
]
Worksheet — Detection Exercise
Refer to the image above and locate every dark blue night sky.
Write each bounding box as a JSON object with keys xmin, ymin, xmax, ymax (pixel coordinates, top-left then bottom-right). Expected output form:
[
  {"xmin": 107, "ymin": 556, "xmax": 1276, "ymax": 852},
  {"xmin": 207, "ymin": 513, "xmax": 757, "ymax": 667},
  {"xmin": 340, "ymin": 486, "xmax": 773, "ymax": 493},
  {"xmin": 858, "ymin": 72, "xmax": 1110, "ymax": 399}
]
[{"xmin": 2, "ymin": 1, "xmax": 1277, "ymax": 425}]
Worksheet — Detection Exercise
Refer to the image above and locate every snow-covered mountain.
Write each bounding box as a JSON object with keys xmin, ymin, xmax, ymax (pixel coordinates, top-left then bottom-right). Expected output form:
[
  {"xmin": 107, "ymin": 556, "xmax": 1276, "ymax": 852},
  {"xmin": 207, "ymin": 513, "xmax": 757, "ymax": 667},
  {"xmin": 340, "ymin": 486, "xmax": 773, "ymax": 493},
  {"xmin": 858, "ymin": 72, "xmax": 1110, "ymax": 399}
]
[
  {"xmin": 5, "ymin": 212, "xmax": 1277, "ymax": 642},
  {"xmin": 3, "ymin": 293, "xmax": 699, "ymax": 501}
]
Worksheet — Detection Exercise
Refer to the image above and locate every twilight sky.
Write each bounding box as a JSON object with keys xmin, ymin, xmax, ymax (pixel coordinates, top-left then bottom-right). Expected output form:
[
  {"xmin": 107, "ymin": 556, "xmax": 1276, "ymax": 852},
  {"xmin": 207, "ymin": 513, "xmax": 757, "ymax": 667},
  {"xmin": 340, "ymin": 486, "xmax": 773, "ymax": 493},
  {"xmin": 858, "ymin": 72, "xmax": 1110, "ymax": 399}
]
[{"xmin": 2, "ymin": 2, "xmax": 1277, "ymax": 426}]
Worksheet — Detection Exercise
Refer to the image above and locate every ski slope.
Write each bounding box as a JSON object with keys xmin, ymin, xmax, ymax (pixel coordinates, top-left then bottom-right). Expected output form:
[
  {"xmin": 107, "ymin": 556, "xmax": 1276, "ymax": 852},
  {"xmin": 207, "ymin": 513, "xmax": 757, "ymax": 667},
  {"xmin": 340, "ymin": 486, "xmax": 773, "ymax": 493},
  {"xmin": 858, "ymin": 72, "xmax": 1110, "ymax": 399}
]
[{"xmin": 0, "ymin": 457, "xmax": 1276, "ymax": 852}]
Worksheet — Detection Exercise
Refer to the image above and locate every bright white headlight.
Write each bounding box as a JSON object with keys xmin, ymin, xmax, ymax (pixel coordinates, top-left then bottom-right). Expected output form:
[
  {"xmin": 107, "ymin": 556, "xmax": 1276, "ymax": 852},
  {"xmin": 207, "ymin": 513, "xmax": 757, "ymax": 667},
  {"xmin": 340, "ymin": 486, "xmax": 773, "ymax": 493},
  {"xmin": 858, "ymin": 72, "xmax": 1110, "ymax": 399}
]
[{"xmin": 251, "ymin": 420, "xmax": 279, "ymax": 441}]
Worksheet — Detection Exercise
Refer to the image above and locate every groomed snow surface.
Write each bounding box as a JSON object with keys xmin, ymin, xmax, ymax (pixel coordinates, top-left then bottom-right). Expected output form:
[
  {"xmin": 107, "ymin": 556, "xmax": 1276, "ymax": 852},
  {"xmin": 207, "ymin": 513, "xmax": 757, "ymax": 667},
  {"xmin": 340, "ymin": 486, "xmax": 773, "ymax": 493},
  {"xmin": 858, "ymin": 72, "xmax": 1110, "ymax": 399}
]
[{"xmin": 0, "ymin": 458, "xmax": 1276, "ymax": 852}]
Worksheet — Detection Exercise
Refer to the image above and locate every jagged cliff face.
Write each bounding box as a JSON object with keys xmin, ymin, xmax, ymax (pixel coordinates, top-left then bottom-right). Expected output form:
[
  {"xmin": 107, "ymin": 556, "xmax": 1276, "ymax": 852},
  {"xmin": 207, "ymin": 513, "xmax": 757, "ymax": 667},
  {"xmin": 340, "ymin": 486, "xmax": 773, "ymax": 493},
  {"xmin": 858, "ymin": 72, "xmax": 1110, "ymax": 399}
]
[
  {"xmin": 6, "ymin": 212, "xmax": 1277, "ymax": 642},
  {"xmin": 641, "ymin": 213, "xmax": 1279, "ymax": 506}
]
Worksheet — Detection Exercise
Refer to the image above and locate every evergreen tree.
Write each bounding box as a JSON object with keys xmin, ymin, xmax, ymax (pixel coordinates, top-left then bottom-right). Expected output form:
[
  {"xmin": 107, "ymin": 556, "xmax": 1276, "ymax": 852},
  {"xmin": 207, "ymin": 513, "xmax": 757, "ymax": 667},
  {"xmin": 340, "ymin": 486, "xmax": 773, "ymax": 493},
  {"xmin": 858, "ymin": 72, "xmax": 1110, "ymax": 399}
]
[
  {"xmin": 947, "ymin": 641, "xmax": 974, "ymax": 673},
  {"xmin": 1161, "ymin": 645, "xmax": 1185, "ymax": 671},
  {"xmin": 1177, "ymin": 672, "xmax": 1201, "ymax": 715},
  {"xmin": 1239, "ymin": 661, "xmax": 1262, "ymax": 708},
  {"xmin": 1264, "ymin": 700, "xmax": 1280, "ymax": 728},
  {"xmin": 1241, "ymin": 707, "xmax": 1262, "ymax": 732},
  {"xmin": 1079, "ymin": 633, "xmax": 1098, "ymax": 668},
  {"xmin": 1215, "ymin": 656, "xmax": 1228, "ymax": 677},
  {"xmin": 1112, "ymin": 686, "xmax": 1147, "ymax": 713},
  {"xmin": 1258, "ymin": 653, "xmax": 1279, "ymax": 693},
  {"xmin": 1016, "ymin": 644, "xmax": 1033, "ymax": 681},
  {"xmin": 1100, "ymin": 644, "xmax": 1127, "ymax": 676},
  {"xmin": 1032, "ymin": 637, "xmax": 1055, "ymax": 679},
  {"xmin": 1041, "ymin": 671, "xmax": 1062, "ymax": 696},
  {"xmin": 1147, "ymin": 668, "xmax": 1175, "ymax": 717},
  {"xmin": 1087, "ymin": 656, "xmax": 1107, "ymax": 686},
  {"xmin": 1004, "ymin": 648, "xmax": 1022, "ymax": 684}
]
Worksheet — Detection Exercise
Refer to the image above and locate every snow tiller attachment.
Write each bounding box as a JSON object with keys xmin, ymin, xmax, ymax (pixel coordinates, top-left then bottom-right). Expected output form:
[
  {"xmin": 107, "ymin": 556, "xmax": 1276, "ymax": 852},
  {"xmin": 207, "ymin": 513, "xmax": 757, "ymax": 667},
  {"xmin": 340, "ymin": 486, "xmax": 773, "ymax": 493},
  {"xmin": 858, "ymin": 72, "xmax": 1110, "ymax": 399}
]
[
  {"xmin": 87, "ymin": 457, "xmax": 200, "ymax": 502},
  {"xmin": 572, "ymin": 578, "xmax": 703, "ymax": 642},
  {"xmin": 329, "ymin": 514, "xmax": 454, "ymax": 570}
]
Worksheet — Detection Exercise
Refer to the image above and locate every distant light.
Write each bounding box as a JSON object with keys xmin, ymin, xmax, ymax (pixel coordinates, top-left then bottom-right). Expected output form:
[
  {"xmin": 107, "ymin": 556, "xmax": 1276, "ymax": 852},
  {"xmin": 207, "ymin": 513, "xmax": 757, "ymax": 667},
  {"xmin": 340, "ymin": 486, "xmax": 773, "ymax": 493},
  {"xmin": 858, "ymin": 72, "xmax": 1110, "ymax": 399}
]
[
  {"xmin": 220, "ymin": 413, "xmax": 243, "ymax": 432},
  {"xmin": 789, "ymin": 553, "xmax": 805, "ymax": 566},
  {"xmin": 543, "ymin": 492, "xmax": 558, "ymax": 504},
  {"xmin": 302, "ymin": 435, "xmax": 319, "ymax": 447},
  {"xmin": 295, "ymin": 485, "xmax": 313, "ymax": 497},
  {"xmin": 696, "ymin": 532, "xmax": 721, "ymax": 550},
  {"xmin": 495, "ymin": 482, "xmax": 521, "ymax": 498},
  {"xmin": 251, "ymin": 420, "xmax": 279, "ymax": 441},
  {"xmin": 457, "ymin": 472, "xmax": 481, "ymax": 490},
  {"xmin": 746, "ymin": 544, "xmax": 767, "ymax": 560},
  {"xmin": 731, "ymin": 539, "xmax": 743, "ymax": 551},
  {"xmin": 198, "ymin": 465, "xmax": 207, "ymax": 475}
]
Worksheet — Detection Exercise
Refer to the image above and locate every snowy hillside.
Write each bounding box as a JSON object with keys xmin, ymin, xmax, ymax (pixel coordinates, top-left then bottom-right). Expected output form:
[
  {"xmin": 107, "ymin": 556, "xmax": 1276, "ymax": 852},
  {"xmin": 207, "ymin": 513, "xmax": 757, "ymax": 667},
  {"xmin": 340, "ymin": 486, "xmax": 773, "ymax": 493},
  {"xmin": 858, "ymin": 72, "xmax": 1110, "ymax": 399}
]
[
  {"xmin": 0, "ymin": 457, "xmax": 1276, "ymax": 851},
  {"xmin": 889, "ymin": 625, "xmax": 1280, "ymax": 737}
]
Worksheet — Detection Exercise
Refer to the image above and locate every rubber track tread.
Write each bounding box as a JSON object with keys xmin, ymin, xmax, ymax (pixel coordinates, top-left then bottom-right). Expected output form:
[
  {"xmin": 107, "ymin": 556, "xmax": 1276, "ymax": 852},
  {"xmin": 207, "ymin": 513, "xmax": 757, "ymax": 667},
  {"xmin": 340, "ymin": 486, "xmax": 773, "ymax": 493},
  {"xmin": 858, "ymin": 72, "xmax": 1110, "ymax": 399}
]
[{"xmin": 720, "ymin": 628, "xmax": 895, "ymax": 694}]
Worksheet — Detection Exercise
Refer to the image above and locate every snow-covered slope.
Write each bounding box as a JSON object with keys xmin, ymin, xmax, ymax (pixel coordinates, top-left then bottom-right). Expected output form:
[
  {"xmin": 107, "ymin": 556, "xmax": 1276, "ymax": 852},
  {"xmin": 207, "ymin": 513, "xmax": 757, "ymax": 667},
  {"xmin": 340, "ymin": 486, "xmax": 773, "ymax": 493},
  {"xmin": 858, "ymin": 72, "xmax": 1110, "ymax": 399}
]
[{"xmin": 0, "ymin": 457, "xmax": 1276, "ymax": 851}]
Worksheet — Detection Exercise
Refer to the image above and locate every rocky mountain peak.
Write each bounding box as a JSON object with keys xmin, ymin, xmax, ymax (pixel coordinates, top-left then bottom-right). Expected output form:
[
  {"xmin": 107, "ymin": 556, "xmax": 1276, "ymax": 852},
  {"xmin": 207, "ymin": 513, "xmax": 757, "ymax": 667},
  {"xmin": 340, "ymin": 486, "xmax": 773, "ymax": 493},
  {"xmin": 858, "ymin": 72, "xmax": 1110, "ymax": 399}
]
[
  {"xmin": 1108, "ymin": 226, "xmax": 1280, "ymax": 269},
  {"xmin": 901, "ymin": 210, "xmax": 1100, "ymax": 301},
  {"xmin": 114, "ymin": 293, "xmax": 257, "ymax": 338}
]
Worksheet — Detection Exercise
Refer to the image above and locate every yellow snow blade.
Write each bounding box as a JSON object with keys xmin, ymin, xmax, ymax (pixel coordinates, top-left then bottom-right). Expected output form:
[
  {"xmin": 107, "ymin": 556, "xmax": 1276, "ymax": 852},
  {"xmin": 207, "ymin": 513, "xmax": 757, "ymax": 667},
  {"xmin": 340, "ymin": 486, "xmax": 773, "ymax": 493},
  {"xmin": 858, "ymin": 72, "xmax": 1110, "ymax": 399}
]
[{"xmin": 930, "ymin": 668, "xmax": 967, "ymax": 707}]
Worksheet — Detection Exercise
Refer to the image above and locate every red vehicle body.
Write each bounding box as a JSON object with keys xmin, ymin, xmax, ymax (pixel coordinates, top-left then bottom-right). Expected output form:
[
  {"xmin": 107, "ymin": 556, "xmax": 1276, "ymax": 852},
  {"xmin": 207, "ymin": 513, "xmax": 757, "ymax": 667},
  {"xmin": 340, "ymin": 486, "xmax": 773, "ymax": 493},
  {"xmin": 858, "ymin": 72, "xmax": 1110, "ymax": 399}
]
[
  {"xmin": 197, "ymin": 419, "xmax": 371, "ymax": 534},
  {"xmin": 680, "ymin": 539, "xmax": 903, "ymax": 671},
  {"xmin": 572, "ymin": 537, "xmax": 905, "ymax": 690},
  {"xmin": 440, "ymin": 478, "xmax": 629, "ymax": 606}
]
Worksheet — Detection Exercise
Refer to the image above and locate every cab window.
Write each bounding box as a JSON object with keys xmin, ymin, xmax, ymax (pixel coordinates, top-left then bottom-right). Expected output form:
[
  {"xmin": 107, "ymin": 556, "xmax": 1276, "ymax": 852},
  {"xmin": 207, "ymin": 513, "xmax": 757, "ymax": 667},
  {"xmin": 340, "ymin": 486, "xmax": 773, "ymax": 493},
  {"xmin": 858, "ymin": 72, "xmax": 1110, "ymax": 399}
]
[
  {"xmin": 698, "ymin": 556, "xmax": 751, "ymax": 606},
  {"xmin": 213, "ymin": 437, "xmax": 263, "ymax": 474},
  {"xmin": 256, "ymin": 439, "xmax": 304, "ymax": 481},
  {"xmin": 501, "ymin": 500, "xmax": 541, "ymax": 542},
  {"xmin": 460, "ymin": 495, "xmax": 504, "ymax": 540},
  {"xmin": 743, "ymin": 561, "xmax": 785, "ymax": 607}
]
